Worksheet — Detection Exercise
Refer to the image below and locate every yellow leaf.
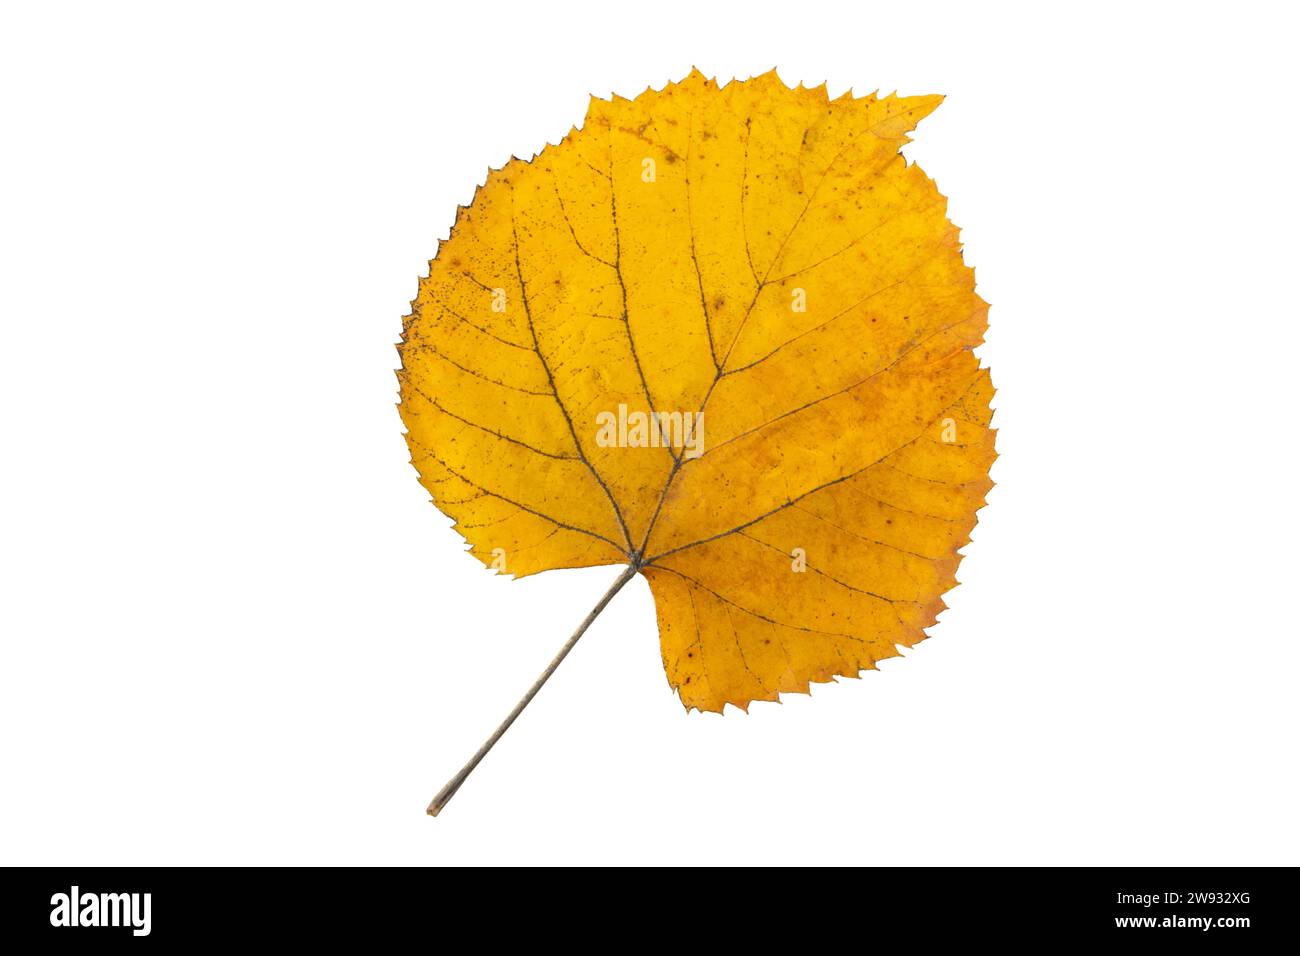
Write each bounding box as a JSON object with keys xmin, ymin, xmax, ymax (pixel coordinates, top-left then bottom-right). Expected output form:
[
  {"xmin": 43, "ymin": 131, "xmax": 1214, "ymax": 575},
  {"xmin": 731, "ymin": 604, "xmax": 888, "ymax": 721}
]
[{"xmin": 398, "ymin": 69, "xmax": 995, "ymax": 719}]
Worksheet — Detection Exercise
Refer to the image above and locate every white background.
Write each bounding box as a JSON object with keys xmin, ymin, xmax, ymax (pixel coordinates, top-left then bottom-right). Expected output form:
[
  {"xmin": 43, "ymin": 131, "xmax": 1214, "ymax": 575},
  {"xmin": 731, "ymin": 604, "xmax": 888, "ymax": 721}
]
[{"xmin": 2, "ymin": 1, "xmax": 1297, "ymax": 866}]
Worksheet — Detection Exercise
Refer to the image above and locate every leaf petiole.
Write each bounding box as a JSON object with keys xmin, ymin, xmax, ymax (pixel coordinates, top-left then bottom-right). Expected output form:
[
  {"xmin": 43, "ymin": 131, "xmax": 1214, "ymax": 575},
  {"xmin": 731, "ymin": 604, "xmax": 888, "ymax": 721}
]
[{"xmin": 427, "ymin": 562, "xmax": 640, "ymax": 816}]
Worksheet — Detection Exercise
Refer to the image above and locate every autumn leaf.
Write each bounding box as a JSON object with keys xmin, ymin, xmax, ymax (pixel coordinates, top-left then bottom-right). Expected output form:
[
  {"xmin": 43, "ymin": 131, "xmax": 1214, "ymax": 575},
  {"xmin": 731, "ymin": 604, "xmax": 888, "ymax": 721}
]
[{"xmin": 398, "ymin": 69, "xmax": 995, "ymax": 814}]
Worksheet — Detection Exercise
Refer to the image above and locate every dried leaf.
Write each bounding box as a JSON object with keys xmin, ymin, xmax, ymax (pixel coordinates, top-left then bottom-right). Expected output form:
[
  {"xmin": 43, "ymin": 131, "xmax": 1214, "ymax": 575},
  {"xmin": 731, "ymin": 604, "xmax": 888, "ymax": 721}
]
[{"xmin": 398, "ymin": 69, "xmax": 995, "ymax": 717}]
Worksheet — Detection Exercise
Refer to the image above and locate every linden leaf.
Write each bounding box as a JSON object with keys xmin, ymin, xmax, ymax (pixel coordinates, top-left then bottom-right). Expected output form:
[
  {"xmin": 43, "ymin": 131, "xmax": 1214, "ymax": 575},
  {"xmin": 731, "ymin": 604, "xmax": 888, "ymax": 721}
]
[{"xmin": 398, "ymin": 69, "xmax": 995, "ymax": 814}]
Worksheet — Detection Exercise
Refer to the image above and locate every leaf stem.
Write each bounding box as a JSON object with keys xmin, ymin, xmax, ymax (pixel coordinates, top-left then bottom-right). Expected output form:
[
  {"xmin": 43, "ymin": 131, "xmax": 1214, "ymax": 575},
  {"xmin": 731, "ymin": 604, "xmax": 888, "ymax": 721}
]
[{"xmin": 427, "ymin": 562, "xmax": 641, "ymax": 816}]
